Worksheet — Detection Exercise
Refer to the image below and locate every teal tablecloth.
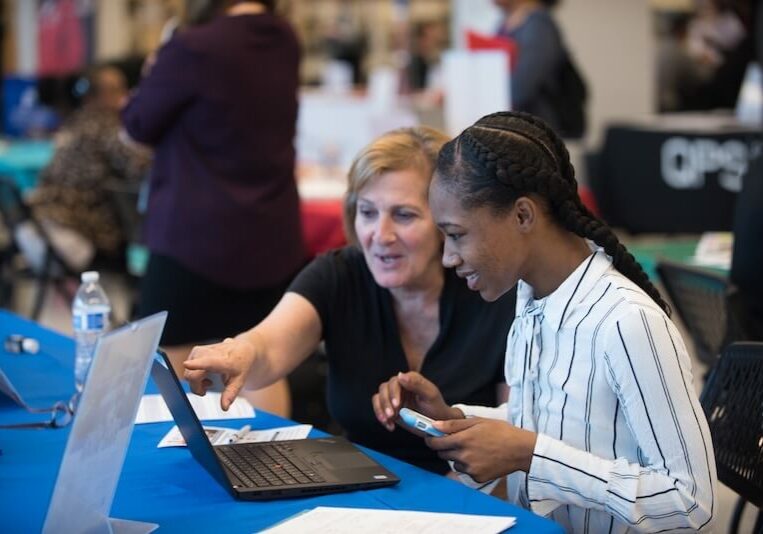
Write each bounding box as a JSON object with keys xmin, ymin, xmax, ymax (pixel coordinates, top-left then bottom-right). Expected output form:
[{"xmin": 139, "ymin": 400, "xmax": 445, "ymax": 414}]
[
  {"xmin": 625, "ymin": 236, "xmax": 728, "ymax": 282},
  {"xmin": 0, "ymin": 139, "xmax": 54, "ymax": 192}
]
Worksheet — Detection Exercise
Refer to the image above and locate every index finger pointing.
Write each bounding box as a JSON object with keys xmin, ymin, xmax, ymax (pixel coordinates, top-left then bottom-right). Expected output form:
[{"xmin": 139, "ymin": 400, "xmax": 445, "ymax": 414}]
[
  {"xmin": 183, "ymin": 355, "xmax": 232, "ymax": 375},
  {"xmin": 184, "ymin": 368, "xmax": 209, "ymax": 395}
]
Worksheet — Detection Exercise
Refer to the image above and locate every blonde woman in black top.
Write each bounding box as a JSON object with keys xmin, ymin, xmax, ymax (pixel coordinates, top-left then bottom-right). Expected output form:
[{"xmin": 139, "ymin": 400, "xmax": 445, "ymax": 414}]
[{"xmin": 184, "ymin": 127, "xmax": 516, "ymax": 473}]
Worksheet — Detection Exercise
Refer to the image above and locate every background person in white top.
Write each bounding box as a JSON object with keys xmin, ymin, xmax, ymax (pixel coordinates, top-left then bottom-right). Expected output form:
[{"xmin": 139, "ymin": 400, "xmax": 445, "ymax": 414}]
[{"xmin": 373, "ymin": 111, "xmax": 717, "ymax": 533}]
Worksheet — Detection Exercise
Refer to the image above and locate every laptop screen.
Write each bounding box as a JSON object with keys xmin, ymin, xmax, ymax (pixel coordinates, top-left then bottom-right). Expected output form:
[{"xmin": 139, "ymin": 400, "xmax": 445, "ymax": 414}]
[{"xmin": 43, "ymin": 312, "xmax": 167, "ymax": 534}]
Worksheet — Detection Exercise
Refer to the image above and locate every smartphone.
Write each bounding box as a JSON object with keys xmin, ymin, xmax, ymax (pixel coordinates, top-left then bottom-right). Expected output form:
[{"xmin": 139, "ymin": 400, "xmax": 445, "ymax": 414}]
[{"xmin": 398, "ymin": 407, "xmax": 446, "ymax": 437}]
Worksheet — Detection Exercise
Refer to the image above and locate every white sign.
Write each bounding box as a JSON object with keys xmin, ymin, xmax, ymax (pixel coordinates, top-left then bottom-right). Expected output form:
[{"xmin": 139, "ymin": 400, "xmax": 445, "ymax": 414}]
[{"xmin": 442, "ymin": 50, "xmax": 510, "ymax": 136}]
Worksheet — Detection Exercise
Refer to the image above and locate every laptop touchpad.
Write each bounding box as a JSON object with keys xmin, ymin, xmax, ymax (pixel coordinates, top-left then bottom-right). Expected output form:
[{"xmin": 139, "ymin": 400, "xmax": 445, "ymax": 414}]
[{"xmin": 322, "ymin": 452, "xmax": 377, "ymax": 469}]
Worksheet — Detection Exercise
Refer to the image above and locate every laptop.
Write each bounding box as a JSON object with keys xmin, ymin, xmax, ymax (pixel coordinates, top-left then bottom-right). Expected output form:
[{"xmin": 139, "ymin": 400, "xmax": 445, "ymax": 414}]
[
  {"xmin": 151, "ymin": 351, "xmax": 400, "ymax": 500},
  {"xmin": 44, "ymin": 312, "xmax": 167, "ymax": 534}
]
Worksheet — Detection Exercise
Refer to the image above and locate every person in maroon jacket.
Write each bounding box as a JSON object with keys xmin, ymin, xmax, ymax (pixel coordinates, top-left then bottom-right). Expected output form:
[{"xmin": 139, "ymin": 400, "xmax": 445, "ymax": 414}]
[{"xmin": 121, "ymin": 0, "xmax": 304, "ymax": 414}]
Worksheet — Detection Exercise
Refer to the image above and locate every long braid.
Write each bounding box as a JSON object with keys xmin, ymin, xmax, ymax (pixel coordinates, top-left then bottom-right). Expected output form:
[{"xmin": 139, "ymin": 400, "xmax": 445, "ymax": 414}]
[
  {"xmin": 515, "ymin": 113, "xmax": 670, "ymax": 315},
  {"xmin": 440, "ymin": 111, "xmax": 670, "ymax": 315}
]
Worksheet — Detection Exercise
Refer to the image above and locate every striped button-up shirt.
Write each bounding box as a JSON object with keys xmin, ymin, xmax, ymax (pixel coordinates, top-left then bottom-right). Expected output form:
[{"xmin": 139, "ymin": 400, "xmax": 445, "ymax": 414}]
[{"xmin": 456, "ymin": 250, "xmax": 717, "ymax": 533}]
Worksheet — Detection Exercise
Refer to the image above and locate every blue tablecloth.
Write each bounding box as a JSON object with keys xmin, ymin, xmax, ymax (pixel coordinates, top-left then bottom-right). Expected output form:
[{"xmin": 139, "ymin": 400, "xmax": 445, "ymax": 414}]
[{"xmin": 0, "ymin": 310, "xmax": 562, "ymax": 533}]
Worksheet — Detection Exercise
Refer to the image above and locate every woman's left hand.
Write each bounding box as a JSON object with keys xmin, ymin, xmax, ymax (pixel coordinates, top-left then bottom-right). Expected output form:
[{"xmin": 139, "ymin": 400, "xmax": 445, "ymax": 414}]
[{"xmin": 426, "ymin": 418, "xmax": 538, "ymax": 483}]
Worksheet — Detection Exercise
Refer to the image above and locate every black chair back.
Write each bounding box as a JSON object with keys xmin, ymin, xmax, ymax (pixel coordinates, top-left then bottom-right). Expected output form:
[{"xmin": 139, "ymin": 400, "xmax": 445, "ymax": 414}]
[
  {"xmin": 0, "ymin": 176, "xmax": 77, "ymax": 319},
  {"xmin": 0, "ymin": 177, "xmax": 28, "ymax": 232},
  {"xmin": 656, "ymin": 260, "xmax": 733, "ymax": 367},
  {"xmin": 103, "ymin": 180, "xmax": 143, "ymax": 245},
  {"xmin": 700, "ymin": 342, "xmax": 763, "ymax": 532}
]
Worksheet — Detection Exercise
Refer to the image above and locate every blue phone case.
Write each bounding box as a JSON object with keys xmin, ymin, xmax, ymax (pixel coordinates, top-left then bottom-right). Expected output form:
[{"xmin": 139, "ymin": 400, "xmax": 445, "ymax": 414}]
[{"xmin": 399, "ymin": 408, "xmax": 445, "ymax": 437}]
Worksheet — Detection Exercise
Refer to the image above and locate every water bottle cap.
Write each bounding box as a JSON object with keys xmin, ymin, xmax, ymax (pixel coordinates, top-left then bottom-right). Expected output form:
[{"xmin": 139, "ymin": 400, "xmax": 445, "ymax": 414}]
[
  {"xmin": 81, "ymin": 271, "xmax": 99, "ymax": 283},
  {"xmin": 21, "ymin": 337, "xmax": 39, "ymax": 354}
]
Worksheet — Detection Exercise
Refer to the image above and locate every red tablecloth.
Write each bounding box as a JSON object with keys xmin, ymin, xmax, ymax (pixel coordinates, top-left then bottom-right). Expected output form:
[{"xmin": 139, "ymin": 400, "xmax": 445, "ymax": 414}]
[{"xmin": 300, "ymin": 198, "xmax": 346, "ymax": 258}]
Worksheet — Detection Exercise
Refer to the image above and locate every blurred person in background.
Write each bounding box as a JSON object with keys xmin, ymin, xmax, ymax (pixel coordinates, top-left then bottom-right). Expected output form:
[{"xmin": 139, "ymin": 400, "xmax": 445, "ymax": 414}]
[
  {"xmin": 688, "ymin": 0, "xmax": 747, "ymax": 68},
  {"xmin": 494, "ymin": 0, "xmax": 565, "ymax": 128},
  {"xmin": 323, "ymin": 0, "xmax": 367, "ymax": 86},
  {"xmin": 494, "ymin": 0, "xmax": 586, "ymax": 138},
  {"xmin": 683, "ymin": 0, "xmax": 756, "ymax": 110},
  {"xmin": 29, "ymin": 64, "xmax": 151, "ymax": 267},
  {"xmin": 121, "ymin": 0, "xmax": 305, "ymax": 416},
  {"xmin": 656, "ymin": 12, "xmax": 712, "ymax": 112},
  {"xmin": 407, "ymin": 19, "xmax": 447, "ymax": 91}
]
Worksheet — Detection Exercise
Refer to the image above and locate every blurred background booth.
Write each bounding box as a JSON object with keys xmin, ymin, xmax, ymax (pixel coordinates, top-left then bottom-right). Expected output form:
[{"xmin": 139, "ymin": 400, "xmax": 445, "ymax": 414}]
[{"xmin": 588, "ymin": 115, "xmax": 760, "ymax": 234}]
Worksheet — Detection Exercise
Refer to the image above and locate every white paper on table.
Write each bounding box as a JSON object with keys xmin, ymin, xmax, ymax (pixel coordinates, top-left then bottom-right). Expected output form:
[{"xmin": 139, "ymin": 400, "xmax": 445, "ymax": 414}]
[
  {"xmin": 157, "ymin": 424, "xmax": 313, "ymax": 448},
  {"xmin": 260, "ymin": 507, "xmax": 516, "ymax": 534},
  {"xmin": 135, "ymin": 392, "xmax": 254, "ymax": 424},
  {"xmin": 691, "ymin": 231, "xmax": 733, "ymax": 270}
]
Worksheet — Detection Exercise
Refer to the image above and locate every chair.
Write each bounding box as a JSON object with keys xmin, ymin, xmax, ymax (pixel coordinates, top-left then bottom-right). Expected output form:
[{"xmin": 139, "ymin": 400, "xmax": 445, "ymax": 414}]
[
  {"xmin": 700, "ymin": 342, "xmax": 763, "ymax": 533},
  {"xmin": 656, "ymin": 260, "xmax": 738, "ymax": 368},
  {"xmin": 103, "ymin": 179, "xmax": 144, "ymax": 245},
  {"xmin": 0, "ymin": 176, "xmax": 78, "ymax": 319},
  {"xmin": 287, "ymin": 344, "xmax": 342, "ymax": 436}
]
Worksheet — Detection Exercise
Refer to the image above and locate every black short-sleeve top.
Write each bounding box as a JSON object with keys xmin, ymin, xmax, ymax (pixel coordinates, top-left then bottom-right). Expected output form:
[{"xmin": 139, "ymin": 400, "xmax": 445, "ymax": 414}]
[{"xmin": 288, "ymin": 247, "xmax": 516, "ymax": 473}]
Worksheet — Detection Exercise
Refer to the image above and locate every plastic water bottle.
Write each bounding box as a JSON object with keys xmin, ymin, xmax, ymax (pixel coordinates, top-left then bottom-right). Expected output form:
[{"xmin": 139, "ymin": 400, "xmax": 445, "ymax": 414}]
[{"xmin": 72, "ymin": 271, "xmax": 111, "ymax": 393}]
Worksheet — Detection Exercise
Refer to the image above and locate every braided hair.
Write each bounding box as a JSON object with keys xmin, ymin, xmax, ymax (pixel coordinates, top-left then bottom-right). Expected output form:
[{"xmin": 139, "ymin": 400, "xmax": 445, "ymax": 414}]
[{"xmin": 436, "ymin": 111, "xmax": 670, "ymax": 315}]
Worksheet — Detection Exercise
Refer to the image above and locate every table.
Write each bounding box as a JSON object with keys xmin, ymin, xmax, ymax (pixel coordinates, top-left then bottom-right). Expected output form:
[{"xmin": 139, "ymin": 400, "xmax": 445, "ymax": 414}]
[
  {"xmin": 589, "ymin": 115, "xmax": 760, "ymax": 234},
  {"xmin": 300, "ymin": 198, "xmax": 346, "ymax": 259},
  {"xmin": 626, "ymin": 237, "xmax": 704, "ymax": 281},
  {"xmin": 0, "ymin": 310, "xmax": 562, "ymax": 533},
  {"xmin": 0, "ymin": 139, "xmax": 54, "ymax": 193},
  {"xmin": 624, "ymin": 236, "xmax": 730, "ymax": 282}
]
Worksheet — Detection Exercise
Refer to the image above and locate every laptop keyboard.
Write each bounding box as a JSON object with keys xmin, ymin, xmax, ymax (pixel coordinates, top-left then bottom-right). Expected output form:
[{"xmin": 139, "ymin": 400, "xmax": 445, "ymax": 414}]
[{"xmin": 217, "ymin": 442, "xmax": 326, "ymax": 488}]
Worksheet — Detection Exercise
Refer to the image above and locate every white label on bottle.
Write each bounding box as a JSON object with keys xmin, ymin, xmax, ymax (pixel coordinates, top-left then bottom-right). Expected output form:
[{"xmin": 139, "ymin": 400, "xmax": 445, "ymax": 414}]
[{"xmin": 73, "ymin": 312, "xmax": 108, "ymax": 332}]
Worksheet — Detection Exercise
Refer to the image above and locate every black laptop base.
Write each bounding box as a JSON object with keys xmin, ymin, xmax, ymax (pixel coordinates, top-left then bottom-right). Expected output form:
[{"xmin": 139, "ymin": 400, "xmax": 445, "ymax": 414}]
[{"xmin": 150, "ymin": 354, "xmax": 399, "ymax": 501}]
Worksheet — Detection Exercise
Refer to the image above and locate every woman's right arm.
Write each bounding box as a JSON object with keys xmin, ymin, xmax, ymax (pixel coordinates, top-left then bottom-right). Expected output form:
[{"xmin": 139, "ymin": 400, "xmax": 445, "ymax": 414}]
[{"xmin": 184, "ymin": 292, "xmax": 323, "ymax": 410}]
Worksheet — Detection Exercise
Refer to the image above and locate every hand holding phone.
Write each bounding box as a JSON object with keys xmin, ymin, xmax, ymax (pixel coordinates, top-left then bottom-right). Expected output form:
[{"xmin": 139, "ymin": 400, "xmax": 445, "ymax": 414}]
[{"xmin": 398, "ymin": 407, "xmax": 446, "ymax": 437}]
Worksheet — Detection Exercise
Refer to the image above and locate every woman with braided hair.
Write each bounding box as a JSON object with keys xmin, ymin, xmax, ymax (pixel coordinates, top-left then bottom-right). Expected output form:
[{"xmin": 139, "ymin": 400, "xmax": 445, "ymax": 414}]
[{"xmin": 373, "ymin": 111, "xmax": 717, "ymax": 532}]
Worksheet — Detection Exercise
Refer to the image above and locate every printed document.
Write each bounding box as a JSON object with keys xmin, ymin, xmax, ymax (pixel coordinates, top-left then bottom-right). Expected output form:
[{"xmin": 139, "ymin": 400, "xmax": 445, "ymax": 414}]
[
  {"xmin": 158, "ymin": 423, "xmax": 312, "ymax": 447},
  {"xmin": 260, "ymin": 507, "xmax": 516, "ymax": 533},
  {"xmin": 135, "ymin": 392, "xmax": 254, "ymax": 424}
]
